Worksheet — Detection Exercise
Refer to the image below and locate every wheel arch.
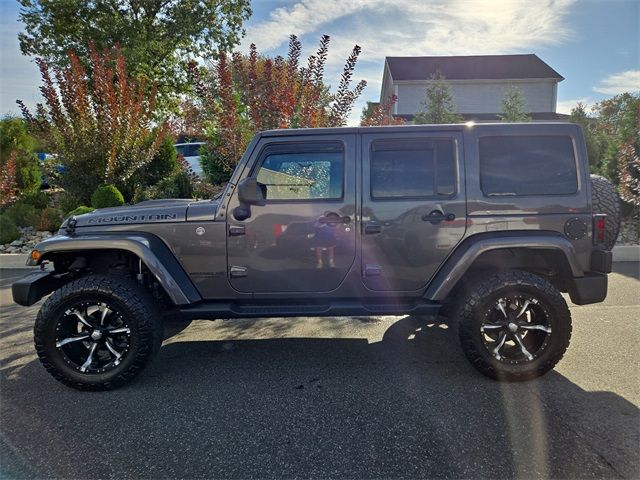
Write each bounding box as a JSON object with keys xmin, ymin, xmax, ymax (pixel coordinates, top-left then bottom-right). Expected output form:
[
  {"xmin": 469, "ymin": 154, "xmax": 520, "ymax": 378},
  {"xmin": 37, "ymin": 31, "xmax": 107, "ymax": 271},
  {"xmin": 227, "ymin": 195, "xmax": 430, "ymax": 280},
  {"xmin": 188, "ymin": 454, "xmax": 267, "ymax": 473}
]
[
  {"xmin": 425, "ymin": 232, "xmax": 584, "ymax": 302},
  {"xmin": 30, "ymin": 233, "xmax": 201, "ymax": 306}
]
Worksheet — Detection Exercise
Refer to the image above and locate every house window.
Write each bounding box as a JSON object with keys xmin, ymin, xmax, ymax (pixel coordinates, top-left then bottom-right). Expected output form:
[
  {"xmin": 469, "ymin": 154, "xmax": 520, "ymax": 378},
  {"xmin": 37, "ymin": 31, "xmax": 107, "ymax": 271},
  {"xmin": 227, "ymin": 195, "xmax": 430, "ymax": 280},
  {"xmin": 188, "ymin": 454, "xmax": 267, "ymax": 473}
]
[
  {"xmin": 370, "ymin": 138, "xmax": 456, "ymax": 199},
  {"xmin": 479, "ymin": 135, "xmax": 578, "ymax": 196}
]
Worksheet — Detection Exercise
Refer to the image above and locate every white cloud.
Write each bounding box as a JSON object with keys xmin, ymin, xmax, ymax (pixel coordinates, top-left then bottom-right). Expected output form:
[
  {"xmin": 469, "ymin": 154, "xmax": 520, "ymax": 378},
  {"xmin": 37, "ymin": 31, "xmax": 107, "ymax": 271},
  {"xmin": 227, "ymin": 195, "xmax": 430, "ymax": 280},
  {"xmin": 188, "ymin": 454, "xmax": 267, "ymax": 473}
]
[
  {"xmin": 556, "ymin": 97, "xmax": 592, "ymax": 115},
  {"xmin": 244, "ymin": 0, "xmax": 577, "ymax": 61},
  {"xmin": 593, "ymin": 70, "xmax": 640, "ymax": 95}
]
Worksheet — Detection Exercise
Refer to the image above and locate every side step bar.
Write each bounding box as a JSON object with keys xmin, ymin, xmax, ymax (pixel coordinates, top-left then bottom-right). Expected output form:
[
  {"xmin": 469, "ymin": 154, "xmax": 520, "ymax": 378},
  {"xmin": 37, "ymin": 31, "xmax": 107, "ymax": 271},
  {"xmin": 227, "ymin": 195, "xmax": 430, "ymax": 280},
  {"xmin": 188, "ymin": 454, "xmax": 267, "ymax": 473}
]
[{"xmin": 177, "ymin": 300, "xmax": 441, "ymax": 321}]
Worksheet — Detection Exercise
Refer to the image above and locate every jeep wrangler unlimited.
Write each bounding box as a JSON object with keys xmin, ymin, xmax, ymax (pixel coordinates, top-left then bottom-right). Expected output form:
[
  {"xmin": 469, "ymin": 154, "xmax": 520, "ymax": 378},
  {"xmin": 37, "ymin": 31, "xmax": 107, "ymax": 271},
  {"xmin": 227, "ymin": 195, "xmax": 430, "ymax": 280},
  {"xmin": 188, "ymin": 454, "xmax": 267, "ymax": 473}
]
[{"xmin": 12, "ymin": 123, "xmax": 613, "ymax": 390}]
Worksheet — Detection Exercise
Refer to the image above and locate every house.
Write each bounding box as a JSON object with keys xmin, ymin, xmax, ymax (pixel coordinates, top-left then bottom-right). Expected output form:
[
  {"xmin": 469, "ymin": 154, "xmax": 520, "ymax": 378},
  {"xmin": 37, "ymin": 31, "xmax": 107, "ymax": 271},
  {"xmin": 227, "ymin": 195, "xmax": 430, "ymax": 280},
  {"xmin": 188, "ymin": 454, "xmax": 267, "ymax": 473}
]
[{"xmin": 379, "ymin": 54, "xmax": 566, "ymax": 122}]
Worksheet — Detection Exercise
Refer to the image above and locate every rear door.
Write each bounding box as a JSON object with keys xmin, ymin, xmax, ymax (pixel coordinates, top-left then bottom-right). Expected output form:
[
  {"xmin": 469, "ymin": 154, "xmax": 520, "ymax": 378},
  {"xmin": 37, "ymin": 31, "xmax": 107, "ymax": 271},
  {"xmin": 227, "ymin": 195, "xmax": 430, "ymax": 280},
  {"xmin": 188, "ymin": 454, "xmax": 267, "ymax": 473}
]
[{"xmin": 361, "ymin": 130, "xmax": 467, "ymax": 292}]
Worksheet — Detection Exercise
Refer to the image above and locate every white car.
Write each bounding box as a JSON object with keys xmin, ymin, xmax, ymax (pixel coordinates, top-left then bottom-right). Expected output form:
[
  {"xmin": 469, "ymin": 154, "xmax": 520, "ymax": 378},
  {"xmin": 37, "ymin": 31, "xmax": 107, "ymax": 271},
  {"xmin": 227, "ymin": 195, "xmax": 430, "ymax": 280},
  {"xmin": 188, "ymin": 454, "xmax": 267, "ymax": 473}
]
[{"xmin": 174, "ymin": 142, "xmax": 205, "ymax": 176}]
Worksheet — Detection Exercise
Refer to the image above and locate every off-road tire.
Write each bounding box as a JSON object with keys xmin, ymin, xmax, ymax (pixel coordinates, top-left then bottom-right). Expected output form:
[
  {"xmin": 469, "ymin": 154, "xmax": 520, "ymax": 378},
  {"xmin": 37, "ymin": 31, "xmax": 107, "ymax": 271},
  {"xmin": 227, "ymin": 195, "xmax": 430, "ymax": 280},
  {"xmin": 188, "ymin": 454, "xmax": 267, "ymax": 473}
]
[
  {"xmin": 454, "ymin": 270, "xmax": 572, "ymax": 381},
  {"xmin": 34, "ymin": 274, "xmax": 163, "ymax": 391},
  {"xmin": 590, "ymin": 174, "xmax": 621, "ymax": 250}
]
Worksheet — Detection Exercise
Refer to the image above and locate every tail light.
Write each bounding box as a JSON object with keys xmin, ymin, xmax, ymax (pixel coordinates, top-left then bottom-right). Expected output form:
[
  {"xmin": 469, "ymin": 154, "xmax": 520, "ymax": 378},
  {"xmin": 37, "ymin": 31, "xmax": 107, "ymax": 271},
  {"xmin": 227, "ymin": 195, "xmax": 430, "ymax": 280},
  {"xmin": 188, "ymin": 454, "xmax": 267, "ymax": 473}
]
[{"xmin": 593, "ymin": 214, "xmax": 606, "ymax": 245}]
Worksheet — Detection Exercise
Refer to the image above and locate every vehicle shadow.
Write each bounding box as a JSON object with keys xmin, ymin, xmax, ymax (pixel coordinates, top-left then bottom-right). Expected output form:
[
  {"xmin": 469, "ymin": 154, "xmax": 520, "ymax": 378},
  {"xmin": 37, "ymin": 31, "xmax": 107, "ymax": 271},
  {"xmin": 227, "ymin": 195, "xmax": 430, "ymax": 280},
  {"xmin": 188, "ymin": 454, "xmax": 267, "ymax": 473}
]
[{"xmin": 1, "ymin": 315, "xmax": 638, "ymax": 479}]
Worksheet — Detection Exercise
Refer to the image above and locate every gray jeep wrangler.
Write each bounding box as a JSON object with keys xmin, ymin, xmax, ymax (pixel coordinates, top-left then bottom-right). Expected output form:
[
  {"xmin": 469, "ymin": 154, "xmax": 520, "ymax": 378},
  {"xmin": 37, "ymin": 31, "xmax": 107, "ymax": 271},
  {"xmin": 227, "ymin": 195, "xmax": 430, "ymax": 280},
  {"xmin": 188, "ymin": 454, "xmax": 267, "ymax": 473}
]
[{"xmin": 12, "ymin": 123, "xmax": 614, "ymax": 390}]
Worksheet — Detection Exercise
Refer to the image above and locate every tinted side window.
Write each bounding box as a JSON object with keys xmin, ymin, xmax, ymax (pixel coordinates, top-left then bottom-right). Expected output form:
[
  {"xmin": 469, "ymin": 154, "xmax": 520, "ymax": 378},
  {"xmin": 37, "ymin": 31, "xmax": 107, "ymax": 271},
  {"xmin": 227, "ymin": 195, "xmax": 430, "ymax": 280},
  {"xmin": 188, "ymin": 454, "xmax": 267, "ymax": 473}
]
[
  {"xmin": 479, "ymin": 135, "xmax": 578, "ymax": 196},
  {"xmin": 256, "ymin": 143, "xmax": 343, "ymax": 200},
  {"xmin": 176, "ymin": 144, "xmax": 202, "ymax": 157},
  {"xmin": 370, "ymin": 139, "xmax": 456, "ymax": 199}
]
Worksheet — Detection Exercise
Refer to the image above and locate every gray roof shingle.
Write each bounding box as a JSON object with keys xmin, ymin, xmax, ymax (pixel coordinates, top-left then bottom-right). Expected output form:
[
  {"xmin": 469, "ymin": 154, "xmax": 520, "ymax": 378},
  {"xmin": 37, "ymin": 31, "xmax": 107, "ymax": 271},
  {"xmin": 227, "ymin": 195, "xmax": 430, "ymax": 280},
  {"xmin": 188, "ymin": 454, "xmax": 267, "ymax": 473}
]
[{"xmin": 386, "ymin": 54, "xmax": 563, "ymax": 81}]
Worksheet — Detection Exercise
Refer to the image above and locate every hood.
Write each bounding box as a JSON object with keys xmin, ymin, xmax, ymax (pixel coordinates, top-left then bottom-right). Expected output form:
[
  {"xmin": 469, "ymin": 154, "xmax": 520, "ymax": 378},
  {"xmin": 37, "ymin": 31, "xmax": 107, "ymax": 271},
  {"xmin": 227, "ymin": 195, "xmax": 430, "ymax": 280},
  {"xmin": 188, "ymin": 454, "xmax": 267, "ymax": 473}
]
[{"xmin": 63, "ymin": 198, "xmax": 220, "ymax": 228}]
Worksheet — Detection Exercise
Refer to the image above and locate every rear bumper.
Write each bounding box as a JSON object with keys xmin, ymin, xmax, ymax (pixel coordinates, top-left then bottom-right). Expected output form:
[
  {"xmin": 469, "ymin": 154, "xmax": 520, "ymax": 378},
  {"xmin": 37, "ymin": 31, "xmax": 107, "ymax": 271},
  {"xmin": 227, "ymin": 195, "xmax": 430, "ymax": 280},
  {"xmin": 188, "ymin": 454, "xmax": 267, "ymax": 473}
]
[
  {"xmin": 12, "ymin": 271, "xmax": 60, "ymax": 306},
  {"xmin": 568, "ymin": 272, "xmax": 608, "ymax": 305},
  {"xmin": 591, "ymin": 249, "xmax": 612, "ymax": 274}
]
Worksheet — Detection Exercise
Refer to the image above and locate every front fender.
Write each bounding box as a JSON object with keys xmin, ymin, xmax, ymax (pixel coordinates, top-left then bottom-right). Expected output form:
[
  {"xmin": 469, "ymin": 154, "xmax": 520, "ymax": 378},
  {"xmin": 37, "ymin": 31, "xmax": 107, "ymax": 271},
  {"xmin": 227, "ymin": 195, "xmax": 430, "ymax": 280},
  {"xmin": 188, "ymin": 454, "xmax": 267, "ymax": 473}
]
[
  {"xmin": 29, "ymin": 232, "xmax": 201, "ymax": 305},
  {"xmin": 424, "ymin": 231, "xmax": 585, "ymax": 301}
]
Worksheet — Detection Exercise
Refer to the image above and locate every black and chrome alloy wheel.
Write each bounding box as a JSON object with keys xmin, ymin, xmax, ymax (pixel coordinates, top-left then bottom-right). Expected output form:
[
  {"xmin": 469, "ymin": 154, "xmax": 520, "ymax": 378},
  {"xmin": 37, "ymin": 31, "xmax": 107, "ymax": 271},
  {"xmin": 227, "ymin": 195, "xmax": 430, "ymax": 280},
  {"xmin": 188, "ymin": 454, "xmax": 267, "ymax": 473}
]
[
  {"xmin": 480, "ymin": 295, "xmax": 552, "ymax": 364},
  {"xmin": 55, "ymin": 301, "xmax": 132, "ymax": 374},
  {"xmin": 34, "ymin": 274, "xmax": 163, "ymax": 390},
  {"xmin": 456, "ymin": 270, "xmax": 572, "ymax": 381}
]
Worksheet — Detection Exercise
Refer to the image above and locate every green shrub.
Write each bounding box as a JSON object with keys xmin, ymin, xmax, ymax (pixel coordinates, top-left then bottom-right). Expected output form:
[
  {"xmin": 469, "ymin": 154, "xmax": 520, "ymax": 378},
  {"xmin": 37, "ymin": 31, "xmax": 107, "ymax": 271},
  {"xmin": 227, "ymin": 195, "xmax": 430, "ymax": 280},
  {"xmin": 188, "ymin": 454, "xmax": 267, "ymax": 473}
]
[
  {"xmin": 193, "ymin": 181, "xmax": 223, "ymax": 199},
  {"xmin": 18, "ymin": 191, "xmax": 49, "ymax": 209},
  {"xmin": 132, "ymin": 186, "xmax": 153, "ymax": 204},
  {"xmin": 16, "ymin": 154, "xmax": 42, "ymax": 194},
  {"xmin": 0, "ymin": 215, "xmax": 20, "ymax": 244},
  {"xmin": 145, "ymin": 136, "xmax": 179, "ymax": 184},
  {"xmin": 5, "ymin": 203, "xmax": 40, "ymax": 228},
  {"xmin": 55, "ymin": 191, "xmax": 81, "ymax": 214},
  {"xmin": 66, "ymin": 206, "xmax": 95, "ymax": 217},
  {"xmin": 91, "ymin": 184, "xmax": 125, "ymax": 209},
  {"xmin": 156, "ymin": 172, "xmax": 193, "ymax": 199},
  {"xmin": 39, "ymin": 207, "xmax": 63, "ymax": 232}
]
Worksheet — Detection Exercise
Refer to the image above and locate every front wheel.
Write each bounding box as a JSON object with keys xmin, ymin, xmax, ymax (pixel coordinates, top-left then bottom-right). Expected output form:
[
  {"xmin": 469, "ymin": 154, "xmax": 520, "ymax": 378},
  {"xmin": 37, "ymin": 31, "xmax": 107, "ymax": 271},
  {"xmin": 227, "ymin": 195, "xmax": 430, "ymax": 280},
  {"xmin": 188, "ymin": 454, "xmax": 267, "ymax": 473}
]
[
  {"xmin": 34, "ymin": 274, "xmax": 163, "ymax": 390},
  {"xmin": 454, "ymin": 270, "xmax": 572, "ymax": 381}
]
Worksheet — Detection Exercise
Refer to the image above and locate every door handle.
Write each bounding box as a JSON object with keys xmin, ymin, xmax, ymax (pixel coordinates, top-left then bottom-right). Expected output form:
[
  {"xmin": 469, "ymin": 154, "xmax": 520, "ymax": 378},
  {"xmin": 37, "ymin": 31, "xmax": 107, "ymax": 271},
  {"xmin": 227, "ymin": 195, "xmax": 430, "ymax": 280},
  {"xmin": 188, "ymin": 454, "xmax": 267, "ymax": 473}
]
[
  {"xmin": 318, "ymin": 214, "xmax": 351, "ymax": 225},
  {"xmin": 229, "ymin": 225, "xmax": 246, "ymax": 236},
  {"xmin": 230, "ymin": 266, "xmax": 248, "ymax": 278},
  {"xmin": 422, "ymin": 211, "xmax": 455, "ymax": 225},
  {"xmin": 364, "ymin": 223, "xmax": 382, "ymax": 234}
]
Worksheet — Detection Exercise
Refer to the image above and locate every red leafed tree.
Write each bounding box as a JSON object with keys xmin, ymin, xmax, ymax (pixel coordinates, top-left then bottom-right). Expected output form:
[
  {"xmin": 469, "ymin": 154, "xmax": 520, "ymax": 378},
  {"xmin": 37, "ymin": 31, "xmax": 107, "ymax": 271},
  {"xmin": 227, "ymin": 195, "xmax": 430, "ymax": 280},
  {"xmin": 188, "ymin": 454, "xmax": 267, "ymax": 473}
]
[
  {"xmin": 18, "ymin": 44, "xmax": 167, "ymax": 202},
  {"xmin": 618, "ymin": 140, "xmax": 640, "ymax": 206},
  {"xmin": 0, "ymin": 151, "xmax": 19, "ymax": 208},
  {"xmin": 189, "ymin": 34, "xmax": 367, "ymax": 181},
  {"xmin": 360, "ymin": 95, "xmax": 404, "ymax": 126}
]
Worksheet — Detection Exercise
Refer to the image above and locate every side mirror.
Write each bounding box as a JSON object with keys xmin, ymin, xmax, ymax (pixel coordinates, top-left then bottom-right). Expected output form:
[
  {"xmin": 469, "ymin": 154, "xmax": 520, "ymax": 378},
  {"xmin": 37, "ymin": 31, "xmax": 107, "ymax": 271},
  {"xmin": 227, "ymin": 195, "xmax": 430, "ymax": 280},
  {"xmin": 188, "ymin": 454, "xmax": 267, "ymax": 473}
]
[
  {"xmin": 233, "ymin": 177, "xmax": 266, "ymax": 221},
  {"xmin": 237, "ymin": 177, "xmax": 266, "ymax": 205}
]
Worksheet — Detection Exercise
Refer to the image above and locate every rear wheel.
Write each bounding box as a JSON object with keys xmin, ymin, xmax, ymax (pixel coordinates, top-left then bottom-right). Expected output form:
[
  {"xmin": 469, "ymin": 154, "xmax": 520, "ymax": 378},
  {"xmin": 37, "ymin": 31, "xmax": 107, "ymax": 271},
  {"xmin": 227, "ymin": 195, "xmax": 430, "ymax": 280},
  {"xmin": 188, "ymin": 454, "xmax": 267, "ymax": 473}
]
[
  {"xmin": 34, "ymin": 275, "xmax": 163, "ymax": 390},
  {"xmin": 454, "ymin": 270, "xmax": 571, "ymax": 381}
]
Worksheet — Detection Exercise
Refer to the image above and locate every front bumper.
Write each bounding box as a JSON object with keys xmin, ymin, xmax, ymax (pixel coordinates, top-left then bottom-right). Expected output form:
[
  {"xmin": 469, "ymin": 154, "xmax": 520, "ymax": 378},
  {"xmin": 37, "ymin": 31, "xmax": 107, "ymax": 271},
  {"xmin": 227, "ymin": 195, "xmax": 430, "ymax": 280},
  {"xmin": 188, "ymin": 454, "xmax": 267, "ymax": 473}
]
[{"xmin": 12, "ymin": 271, "xmax": 60, "ymax": 306}]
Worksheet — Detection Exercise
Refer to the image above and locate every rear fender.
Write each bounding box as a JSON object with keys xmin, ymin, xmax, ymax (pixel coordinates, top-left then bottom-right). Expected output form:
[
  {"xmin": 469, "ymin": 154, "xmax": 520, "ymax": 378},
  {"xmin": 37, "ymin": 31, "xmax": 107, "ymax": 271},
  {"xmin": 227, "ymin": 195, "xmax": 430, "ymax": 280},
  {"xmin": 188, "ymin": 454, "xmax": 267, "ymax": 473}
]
[{"xmin": 424, "ymin": 231, "xmax": 585, "ymax": 301}]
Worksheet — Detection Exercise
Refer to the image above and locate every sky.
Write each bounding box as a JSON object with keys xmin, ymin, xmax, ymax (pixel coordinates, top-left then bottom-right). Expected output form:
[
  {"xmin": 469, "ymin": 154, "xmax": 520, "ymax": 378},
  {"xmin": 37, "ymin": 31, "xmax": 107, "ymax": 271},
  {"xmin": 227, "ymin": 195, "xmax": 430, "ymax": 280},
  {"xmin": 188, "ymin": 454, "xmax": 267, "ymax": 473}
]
[{"xmin": 1, "ymin": 0, "xmax": 638, "ymax": 126}]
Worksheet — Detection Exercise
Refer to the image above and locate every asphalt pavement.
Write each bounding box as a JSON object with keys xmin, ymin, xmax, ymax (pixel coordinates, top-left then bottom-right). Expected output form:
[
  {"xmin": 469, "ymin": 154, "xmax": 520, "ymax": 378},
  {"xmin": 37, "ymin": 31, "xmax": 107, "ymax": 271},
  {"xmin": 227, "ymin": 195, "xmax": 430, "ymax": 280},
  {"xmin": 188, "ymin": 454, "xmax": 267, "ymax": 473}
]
[{"xmin": 1, "ymin": 264, "xmax": 638, "ymax": 479}]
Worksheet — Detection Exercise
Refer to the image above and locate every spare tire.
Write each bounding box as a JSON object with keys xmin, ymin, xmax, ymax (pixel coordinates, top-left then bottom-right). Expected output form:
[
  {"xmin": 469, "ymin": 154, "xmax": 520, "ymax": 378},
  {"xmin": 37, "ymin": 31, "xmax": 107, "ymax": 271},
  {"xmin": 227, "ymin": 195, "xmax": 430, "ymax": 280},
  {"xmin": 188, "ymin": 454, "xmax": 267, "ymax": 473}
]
[{"xmin": 590, "ymin": 174, "xmax": 621, "ymax": 250}]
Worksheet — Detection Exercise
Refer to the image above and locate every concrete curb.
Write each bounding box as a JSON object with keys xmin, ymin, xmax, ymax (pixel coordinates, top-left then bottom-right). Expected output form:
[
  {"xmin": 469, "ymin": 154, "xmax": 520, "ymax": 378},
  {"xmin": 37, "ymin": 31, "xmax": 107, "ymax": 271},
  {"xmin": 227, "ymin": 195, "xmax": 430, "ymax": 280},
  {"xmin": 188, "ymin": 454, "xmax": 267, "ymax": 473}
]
[
  {"xmin": 0, "ymin": 254, "xmax": 34, "ymax": 269},
  {"xmin": 612, "ymin": 245, "xmax": 640, "ymax": 262},
  {"xmin": 1, "ymin": 245, "xmax": 639, "ymax": 269}
]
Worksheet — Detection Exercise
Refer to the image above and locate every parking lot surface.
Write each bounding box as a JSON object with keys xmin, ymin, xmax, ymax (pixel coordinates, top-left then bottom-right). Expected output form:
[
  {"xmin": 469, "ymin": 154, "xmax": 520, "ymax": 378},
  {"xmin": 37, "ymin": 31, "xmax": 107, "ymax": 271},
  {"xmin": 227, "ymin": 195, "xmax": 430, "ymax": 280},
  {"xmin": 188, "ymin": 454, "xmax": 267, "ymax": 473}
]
[{"xmin": 1, "ymin": 264, "xmax": 638, "ymax": 479}]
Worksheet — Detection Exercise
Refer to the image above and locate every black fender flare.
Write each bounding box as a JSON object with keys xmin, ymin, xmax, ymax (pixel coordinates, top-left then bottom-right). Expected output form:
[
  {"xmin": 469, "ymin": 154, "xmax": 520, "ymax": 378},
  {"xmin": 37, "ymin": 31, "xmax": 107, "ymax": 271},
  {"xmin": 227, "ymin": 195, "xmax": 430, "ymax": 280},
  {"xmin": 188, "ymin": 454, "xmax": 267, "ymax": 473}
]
[
  {"xmin": 424, "ymin": 231, "xmax": 585, "ymax": 301},
  {"xmin": 29, "ymin": 232, "xmax": 201, "ymax": 305}
]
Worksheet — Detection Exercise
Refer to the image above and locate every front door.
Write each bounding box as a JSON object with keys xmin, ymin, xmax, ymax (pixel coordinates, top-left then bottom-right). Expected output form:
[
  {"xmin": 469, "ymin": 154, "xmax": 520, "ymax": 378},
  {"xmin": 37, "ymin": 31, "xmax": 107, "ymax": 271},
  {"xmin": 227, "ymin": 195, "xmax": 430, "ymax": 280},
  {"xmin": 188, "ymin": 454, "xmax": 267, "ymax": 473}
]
[
  {"xmin": 227, "ymin": 134, "xmax": 357, "ymax": 294},
  {"xmin": 361, "ymin": 130, "xmax": 467, "ymax": 292}
]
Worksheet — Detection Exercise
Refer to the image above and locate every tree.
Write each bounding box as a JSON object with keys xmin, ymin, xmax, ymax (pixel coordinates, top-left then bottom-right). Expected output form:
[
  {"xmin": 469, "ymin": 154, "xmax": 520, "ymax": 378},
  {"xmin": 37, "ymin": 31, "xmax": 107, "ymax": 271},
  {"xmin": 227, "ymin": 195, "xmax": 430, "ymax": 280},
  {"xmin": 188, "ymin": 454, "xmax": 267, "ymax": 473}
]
[
  {"xmin": 570, "ymin": 102, "xmax": 606, "ymax": 172},
  {"xmin": 0, "ymin": 152, "xmax": 19, "ymax": 208},
  {"xmin": 18, "ymin": 0, "xmax": 252, "ymax": 111},
  {"xmin": 0, "ymin": 116, "xmax": 42, "ymax": 195},
  {"xmin": 189, "ymin": 34, "xmax": 367, "ymax": 182},
  {"xmin": 499, "ymin": 86, "xmax": 532, "ymax": 122},
  {"xmin": 360, "ymin": 95, "xmax": 404, "ymax": 126},
  {"xmin": 591, "ymin": 93, "xmax": 639, "ymax": 183},
  {"xmin": 413, "ymin": 71, "xmax": 463, "ymax": 124},
  {"xmin": 618, "ymin": 140, "xmax": 640, "ymax": 206},
  {"xmin": 18, "ymin": 45, "xmax": 167, "ymax": 202}
]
